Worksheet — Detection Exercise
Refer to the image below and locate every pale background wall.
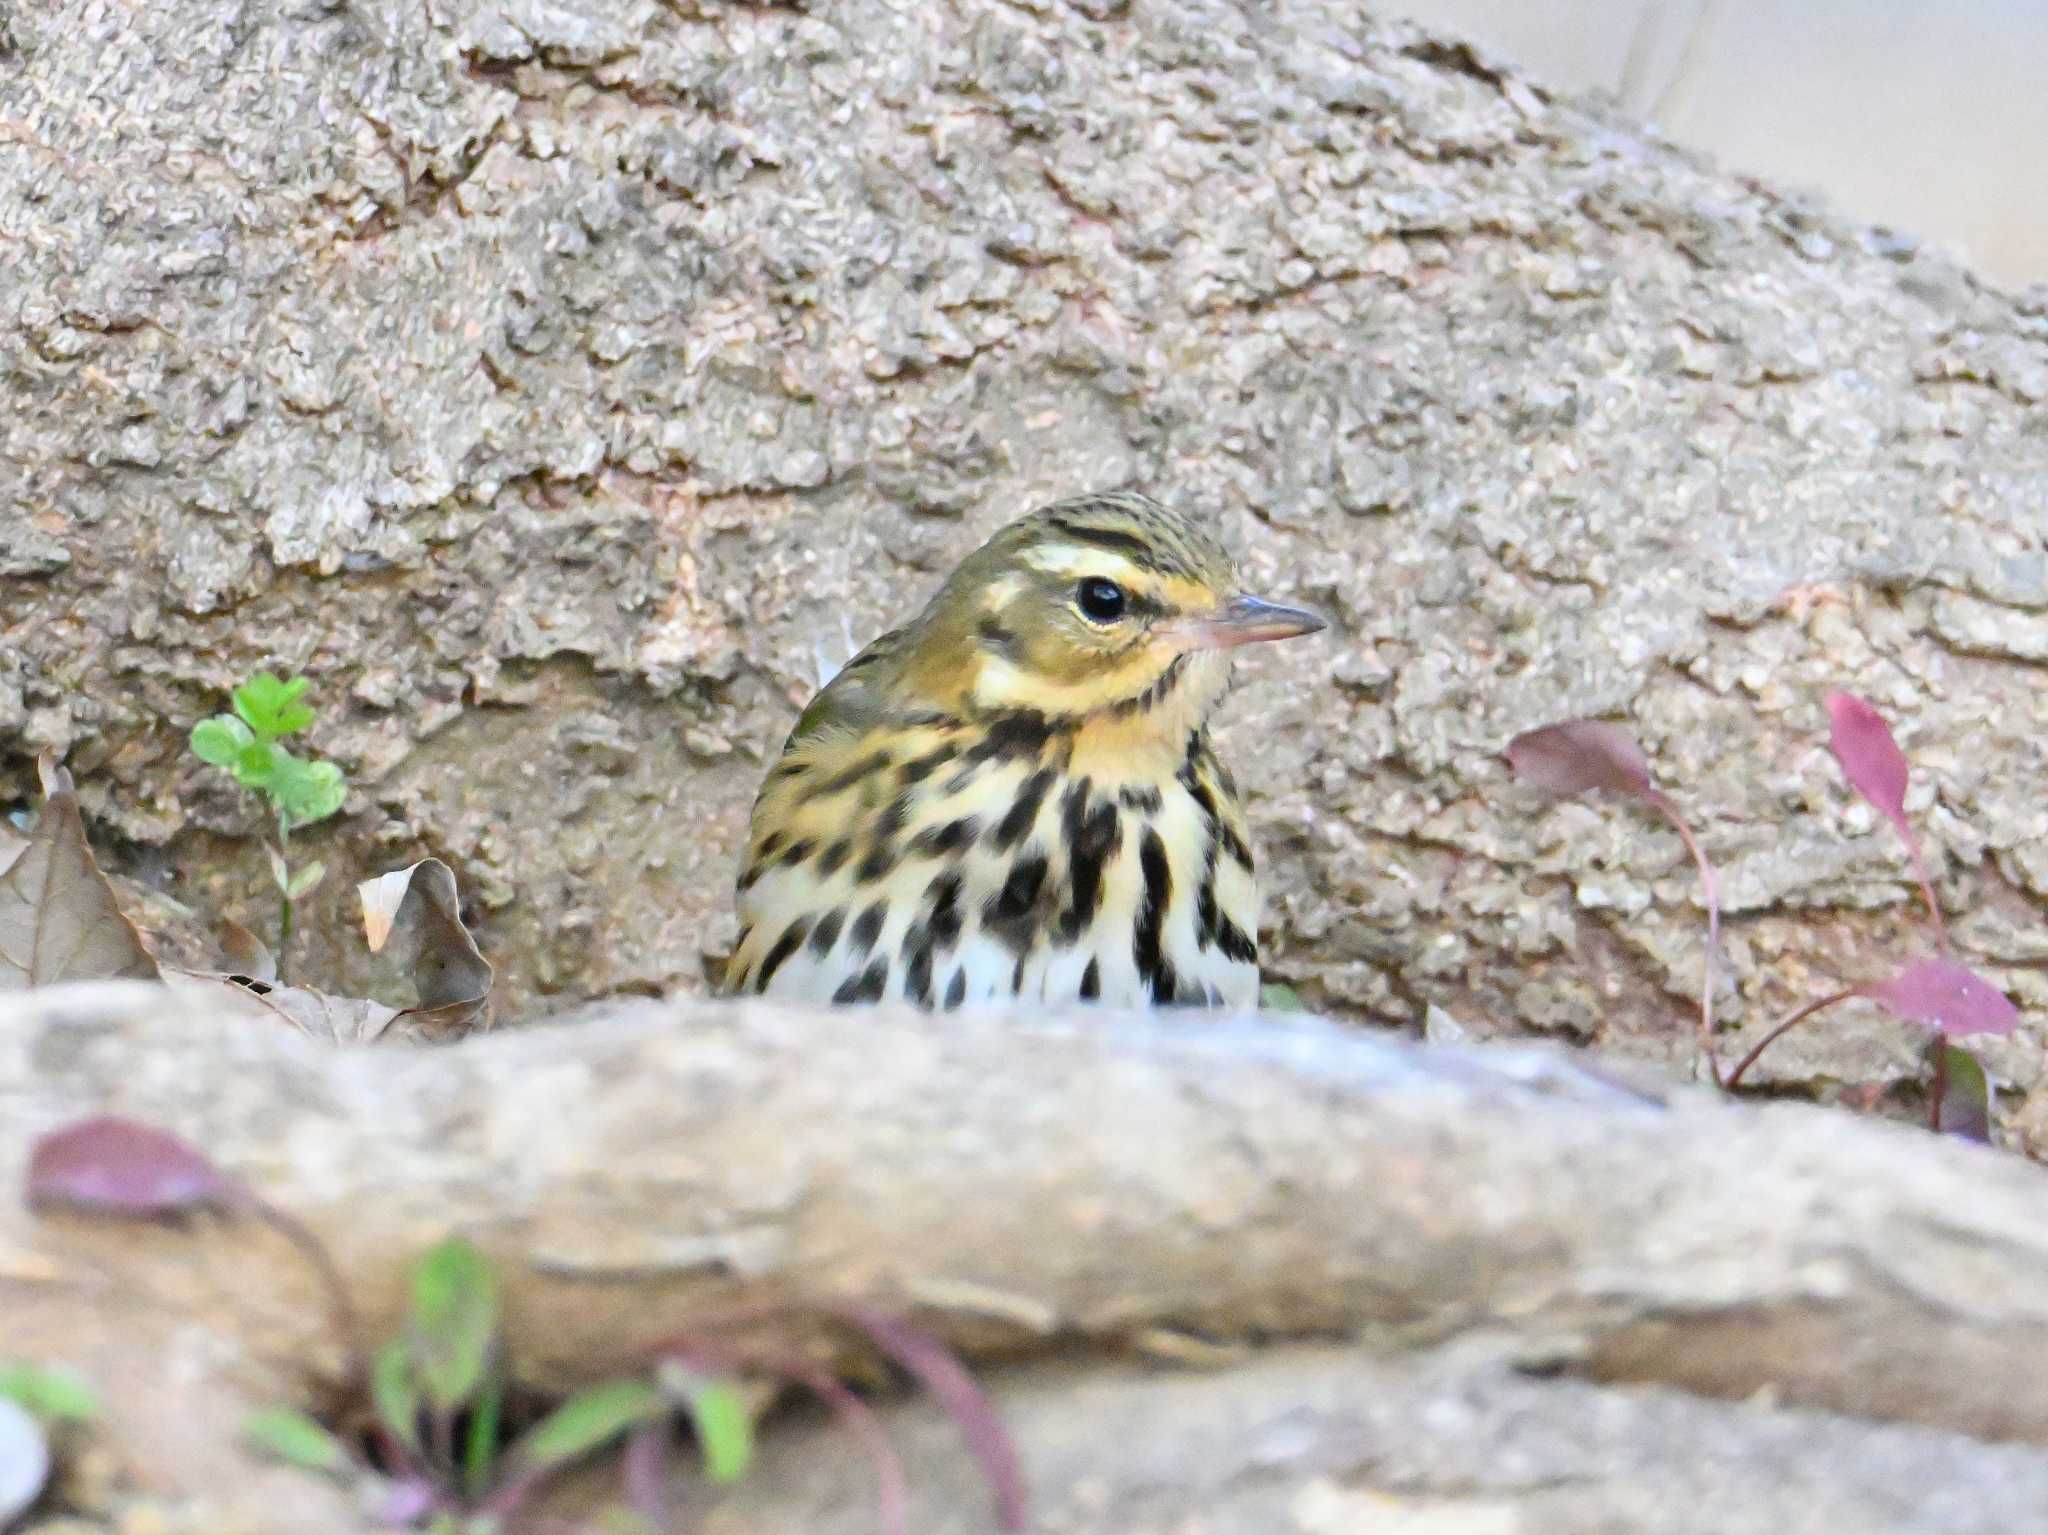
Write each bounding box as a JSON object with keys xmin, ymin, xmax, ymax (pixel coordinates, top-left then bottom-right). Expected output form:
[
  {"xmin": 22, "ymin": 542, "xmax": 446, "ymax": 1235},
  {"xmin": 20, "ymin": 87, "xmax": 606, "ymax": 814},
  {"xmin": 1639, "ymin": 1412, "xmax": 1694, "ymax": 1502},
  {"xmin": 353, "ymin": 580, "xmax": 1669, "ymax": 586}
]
[{"xmin": 1398, "ymin": 0, "xmax": 2048, "ymax": 288}]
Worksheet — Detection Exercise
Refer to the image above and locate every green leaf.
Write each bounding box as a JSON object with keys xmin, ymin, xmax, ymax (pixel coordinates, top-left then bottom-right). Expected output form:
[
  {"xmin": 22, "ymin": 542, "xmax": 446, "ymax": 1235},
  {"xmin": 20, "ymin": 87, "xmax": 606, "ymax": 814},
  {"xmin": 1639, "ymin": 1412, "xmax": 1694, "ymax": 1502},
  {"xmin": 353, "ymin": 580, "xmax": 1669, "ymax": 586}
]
[
  {"xmin": 243, "ymin": 1406, "xmax": 349, "ymax": 1474},
  {"xmin": 190, "ymin": 716, "xmax": 255, "ymax": 768},
  {"xmin": 372, "ymin": 1338, "xmax": 422, "ymax": 1454},
  {"xmin": 408, "ymin": 1238, "xmax": 499, "ymax": 1413},
  {"xmin": 1258, "ymin": 982, "xmax": 1305, "ymax": 1012},
  {"xmin": 231, "ymin": 739, "xmax": 278, "ymax": 790},
  {"xmin": 0, "ymin": 1363, "xmax": 99, "ymax": 1424},
  {"xmin": 672, "ymin": 1374, "xmax": 752, "ymax": 1485},
  {"xmin": 233, "ymin": 672, "xmax": 315, "ymax": 738},
  {"xmin": 1932, "ymin": 1039, "xmax": 1994, "ymax": 1143},
  {"xmin": 285, "ymin": 860, "xmax": 326, "ymax": 900},
  {"xmin": 270, "ymin": 755, "xmax": 347, "ymax": 829},
  {"xmin": 463, "ymin": 1373, "xmax": 502, "ymax": 1502},
  {"xmin": 512, "ymin": 1379, "xmax": 665, "ymax": 1473}
]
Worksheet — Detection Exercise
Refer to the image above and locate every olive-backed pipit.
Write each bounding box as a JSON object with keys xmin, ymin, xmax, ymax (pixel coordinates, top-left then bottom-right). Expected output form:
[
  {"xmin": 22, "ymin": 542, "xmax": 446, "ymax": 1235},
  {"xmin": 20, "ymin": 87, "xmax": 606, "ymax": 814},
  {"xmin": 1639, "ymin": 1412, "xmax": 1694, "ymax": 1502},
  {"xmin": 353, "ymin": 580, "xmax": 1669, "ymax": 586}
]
[{"xmin": 724, "ymin": 492, "xmax": 1325, "ymax": 1009}]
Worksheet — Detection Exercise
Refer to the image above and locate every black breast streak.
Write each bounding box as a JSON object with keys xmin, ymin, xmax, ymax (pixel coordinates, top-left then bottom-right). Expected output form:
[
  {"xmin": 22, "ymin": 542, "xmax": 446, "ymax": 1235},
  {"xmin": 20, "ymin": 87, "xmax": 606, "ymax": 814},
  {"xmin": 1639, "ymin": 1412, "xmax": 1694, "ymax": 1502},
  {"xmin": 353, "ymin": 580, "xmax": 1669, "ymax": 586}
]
[
  {"xmin": 848, "ymin": 901, "xmax": 887, "ymax": 958},
  {"xmin": 1216, "ymin": 914, "xmax": 1257, "ymax": 965},
  {"xmin": 1219, "ymin": 817, "xmax": 1255, "ymax": 874},
  {"xmin": 924, "ymin": 871, "xmax": 966, "ymax": 949},
  {"xmin": 903, "ymin": 942, "xmax": 935, "ymax": 1006},
  {"xmin": 983, "ymin": 852, "xmax": 1049, "ymax": 951},
  {"xmin": 1180, "ymin": 734, "xmax": 1254, "ymax": 874},
  {"xmin": 995, "ymin": 768, "xmax": 1057, "ymax": 850},
  {"xmin": 1133, "ymin": 827, "xmax": 1175, "ymax": 1003},
  {"xmin": 1057, "ymin": 778, "xmax": 1122, "ymax": 945},
  {"xmin": 897, "ymin": 743, "xmax": 958, "ymax": 786},
  {"xmin": 1172, "ymin": 731, "xmax": 1255, "ymax": 986},
  {"xmin": 1118, "ymin": 784, "xmax": 1164, "ymax": 815},
  {"xmin": 832, "ymin": 955, "xmax": 889, "ymax": 1005},
  {"xmin": 738, "ymin": 829, "xmax": 784, "ymax": 890},
  {"xmin": 943, "ymin": 968, "xmax": 967, "ymax": 1010},
  {"xmin": 947, "ymin": 712, "xmax": 1074, "ymax": 793},
  {"xmin": 1195, "ymin": 835, "xmax": 1221, "ymax": 952},
  {"xmin": 911, "ymin": 815, "xmax": 980, "ymax": 857},
  {"xmin": 973, "ymin": 710, "xmax": 1056, "ymax": 762},
  {"xmin": 809, "ymin": 907, "xmax": 845, "ymax": 956},
  {"xmin": 899, "ymin": 870, "xmax": 966, "ymax": 1010},
  {"xmin": 755, "ymin": 917, "xmax": 811, "ymax": 993},
  {"xmin": 1110, "ymin": 653, "xmax": 1187, "ymax": 719},
  {"xmin": 873, "ymin": 793, "xmax": 914, "ymax": 844},
  {"xmin": 802, "ymin": 749, "xmax": 893, "ymax": 803}
]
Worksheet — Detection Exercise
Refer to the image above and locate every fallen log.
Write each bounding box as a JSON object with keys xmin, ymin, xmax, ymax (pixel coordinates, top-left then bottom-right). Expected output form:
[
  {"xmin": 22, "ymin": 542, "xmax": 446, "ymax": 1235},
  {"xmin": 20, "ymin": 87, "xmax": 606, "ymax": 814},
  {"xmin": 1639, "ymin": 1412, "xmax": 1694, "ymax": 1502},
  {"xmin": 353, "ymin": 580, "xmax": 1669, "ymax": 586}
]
[{"xmin": 6, "ymin": 980, "xmax": 2048, "ymax": 1519}]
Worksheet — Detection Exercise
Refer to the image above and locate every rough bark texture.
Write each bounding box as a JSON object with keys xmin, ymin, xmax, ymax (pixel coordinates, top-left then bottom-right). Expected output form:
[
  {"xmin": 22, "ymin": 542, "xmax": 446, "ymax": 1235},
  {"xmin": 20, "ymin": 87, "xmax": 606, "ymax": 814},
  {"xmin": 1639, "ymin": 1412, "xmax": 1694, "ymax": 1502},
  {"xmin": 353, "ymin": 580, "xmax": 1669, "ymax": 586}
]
[
  {"xmin": 8, "ymin": 983, "xmax": 2048, "ymax": 1531},
  {"xmin": 4, "ymin": 0, "xmax": 2047, "ymax": 1126}
]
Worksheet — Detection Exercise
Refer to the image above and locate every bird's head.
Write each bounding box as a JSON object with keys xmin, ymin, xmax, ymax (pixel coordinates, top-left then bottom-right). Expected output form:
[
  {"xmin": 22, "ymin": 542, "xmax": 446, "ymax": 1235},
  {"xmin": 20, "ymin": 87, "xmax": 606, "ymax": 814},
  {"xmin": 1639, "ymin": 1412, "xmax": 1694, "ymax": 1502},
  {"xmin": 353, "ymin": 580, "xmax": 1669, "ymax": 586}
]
[{"xmin": 896, "ymin": 492, "xmax": 1326, "ymax": 734}]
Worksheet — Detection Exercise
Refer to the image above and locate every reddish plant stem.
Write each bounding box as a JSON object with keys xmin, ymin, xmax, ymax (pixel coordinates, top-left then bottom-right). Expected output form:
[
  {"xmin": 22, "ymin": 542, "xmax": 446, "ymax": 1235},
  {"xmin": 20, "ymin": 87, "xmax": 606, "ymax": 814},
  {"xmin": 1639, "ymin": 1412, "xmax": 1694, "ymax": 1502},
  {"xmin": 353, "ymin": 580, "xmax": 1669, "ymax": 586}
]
[
  {"xmin": 247, "ymin": 1199, "xmax": 364, "ymax": 1392},
  {"xmin": 429, "ymin": 1405, "xmax": 457, "ymax": 1486},
  {"xmin": 1723, "ymin": 987, "xmax": 1861, "ymax": 1089},
  {"xmin": 651, "ymin": 1336, "xmax": 910, "ymax": 1535},
  {"xmin": 1645, "ymin": 789, "xmax": 1723, "ymax": 1086},
  {"xmin": 1904, "ymin": 840, "xmax": 1950, "ymax": 957},
  {"xmin": 622, "ymin": 1420, "xmax": 672, "ymax": 1528}
]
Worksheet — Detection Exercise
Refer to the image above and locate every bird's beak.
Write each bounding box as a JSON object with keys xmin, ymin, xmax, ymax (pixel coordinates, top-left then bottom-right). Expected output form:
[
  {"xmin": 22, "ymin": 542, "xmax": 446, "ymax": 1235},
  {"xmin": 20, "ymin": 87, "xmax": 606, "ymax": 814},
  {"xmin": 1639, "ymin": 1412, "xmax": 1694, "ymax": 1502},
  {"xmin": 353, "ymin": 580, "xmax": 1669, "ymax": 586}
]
[{"xmin": 1170, "ymin": 594, "xmax": 1328, "ymax": 650}]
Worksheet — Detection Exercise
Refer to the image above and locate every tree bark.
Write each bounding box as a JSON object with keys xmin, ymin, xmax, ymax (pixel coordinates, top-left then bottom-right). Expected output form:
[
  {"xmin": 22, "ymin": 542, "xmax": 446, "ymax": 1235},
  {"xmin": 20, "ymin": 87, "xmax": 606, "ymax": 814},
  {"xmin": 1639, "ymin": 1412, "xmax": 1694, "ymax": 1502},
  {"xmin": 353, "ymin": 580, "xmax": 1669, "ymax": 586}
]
[{"xmin": 6, "ymin": 982, "xmax": 2048, "ymax": 1530}]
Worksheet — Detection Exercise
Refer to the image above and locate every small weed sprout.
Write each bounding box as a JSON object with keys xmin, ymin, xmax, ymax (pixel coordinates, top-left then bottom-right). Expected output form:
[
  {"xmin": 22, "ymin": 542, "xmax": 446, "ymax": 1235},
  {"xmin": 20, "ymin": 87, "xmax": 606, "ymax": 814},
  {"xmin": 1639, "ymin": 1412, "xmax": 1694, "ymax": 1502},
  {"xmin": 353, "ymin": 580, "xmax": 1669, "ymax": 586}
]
[{"xmin": 189, "ymin": 671, "xmax": 347, "ymax": 973}]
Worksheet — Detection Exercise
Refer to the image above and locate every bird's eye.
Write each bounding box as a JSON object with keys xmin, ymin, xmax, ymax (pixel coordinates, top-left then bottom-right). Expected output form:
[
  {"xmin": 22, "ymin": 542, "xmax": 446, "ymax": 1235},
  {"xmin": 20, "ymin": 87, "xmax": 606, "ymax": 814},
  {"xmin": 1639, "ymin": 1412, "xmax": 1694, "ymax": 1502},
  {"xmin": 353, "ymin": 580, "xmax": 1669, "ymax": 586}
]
[{"xmin": 1075, "ymin": 577, "xmax": 1127, "ymax": 623}]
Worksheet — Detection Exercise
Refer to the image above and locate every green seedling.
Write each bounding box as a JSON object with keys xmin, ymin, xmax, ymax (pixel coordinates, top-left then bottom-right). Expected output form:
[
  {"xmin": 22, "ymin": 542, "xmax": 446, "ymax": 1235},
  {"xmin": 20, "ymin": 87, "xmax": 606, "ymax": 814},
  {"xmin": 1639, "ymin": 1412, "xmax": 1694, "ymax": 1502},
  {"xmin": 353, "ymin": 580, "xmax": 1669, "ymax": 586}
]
[{"xmin": 190, "ymin": 670, "xmax": 347, "ymax": 973}]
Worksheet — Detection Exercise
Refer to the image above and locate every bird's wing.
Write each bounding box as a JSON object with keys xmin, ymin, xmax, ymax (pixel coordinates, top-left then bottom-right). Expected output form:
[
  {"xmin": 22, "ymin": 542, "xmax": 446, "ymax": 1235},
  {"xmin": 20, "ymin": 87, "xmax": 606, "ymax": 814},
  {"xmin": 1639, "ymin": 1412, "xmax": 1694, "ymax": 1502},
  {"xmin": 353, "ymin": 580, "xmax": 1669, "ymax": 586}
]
[{"xmin": 782, "ymin": 624, "xmax": 911, "ymax": 752}]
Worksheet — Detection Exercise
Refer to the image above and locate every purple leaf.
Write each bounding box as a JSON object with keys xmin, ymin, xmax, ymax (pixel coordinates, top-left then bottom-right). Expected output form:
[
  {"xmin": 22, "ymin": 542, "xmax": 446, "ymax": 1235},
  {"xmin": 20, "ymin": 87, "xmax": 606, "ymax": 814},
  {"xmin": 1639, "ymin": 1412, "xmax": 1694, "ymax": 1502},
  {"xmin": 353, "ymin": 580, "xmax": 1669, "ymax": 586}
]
[
  {"xmin": 1505, "ymin": 721, "xmax": 1654, "ymax": 801},
  {"xmin": 1826, "ymin": 692, "xmax": 1912, "ymax": 839},
  {"xmin": 835, "ymin": 1306, "xmax": 1028, "ymax": 1534},
  {"xmin": 1861, "ymin": 958, "xmax": 2018, "ymax": 1038},
  {"xmin": 1826, "ymin": 691, "xmax": 1950, "ymax": 950},
  {"xmin": 1506, "ymin": 719, "xmax": 1725, "ymax": 1082},
  {"xmin": 25, "ymin": 1116, "xmax": 239, "ymax": 1217}
]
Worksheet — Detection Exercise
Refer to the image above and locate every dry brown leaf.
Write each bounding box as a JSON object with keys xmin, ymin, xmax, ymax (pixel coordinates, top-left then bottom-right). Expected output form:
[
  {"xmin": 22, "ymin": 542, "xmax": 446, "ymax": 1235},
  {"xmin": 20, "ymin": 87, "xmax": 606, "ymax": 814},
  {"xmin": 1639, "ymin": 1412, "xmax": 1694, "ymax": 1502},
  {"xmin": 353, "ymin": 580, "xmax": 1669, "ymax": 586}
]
[
  {"xmin": 235, "ymin": 982, "xmax": 402, "ymax": 1045},
  {"xmin": 216, "ymin": 919, "xmax": 277, "ymax": 984},
  {"xmin": 160, "ymin": 969, "xmax": 401, "ymax": 1044},
  {"xmin": 357, "ymin": 858, "xmax": 492, "ymax": 1037},
  {"xmin": 0, "ymin": 817, "xmax": 28, "ymax": 875},
  {"xmin": 0, "ymin": 755, "xmax": 161, "ymax": 991}
]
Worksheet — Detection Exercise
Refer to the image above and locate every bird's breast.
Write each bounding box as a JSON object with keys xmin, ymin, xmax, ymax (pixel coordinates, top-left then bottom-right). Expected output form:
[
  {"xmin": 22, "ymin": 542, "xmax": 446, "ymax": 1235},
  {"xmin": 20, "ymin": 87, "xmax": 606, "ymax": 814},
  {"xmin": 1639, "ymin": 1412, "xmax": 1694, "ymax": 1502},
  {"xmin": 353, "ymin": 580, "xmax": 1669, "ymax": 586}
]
[{"xmin": 728, "ymin": 723, "xmax": 1260, "ymax": 1010}]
